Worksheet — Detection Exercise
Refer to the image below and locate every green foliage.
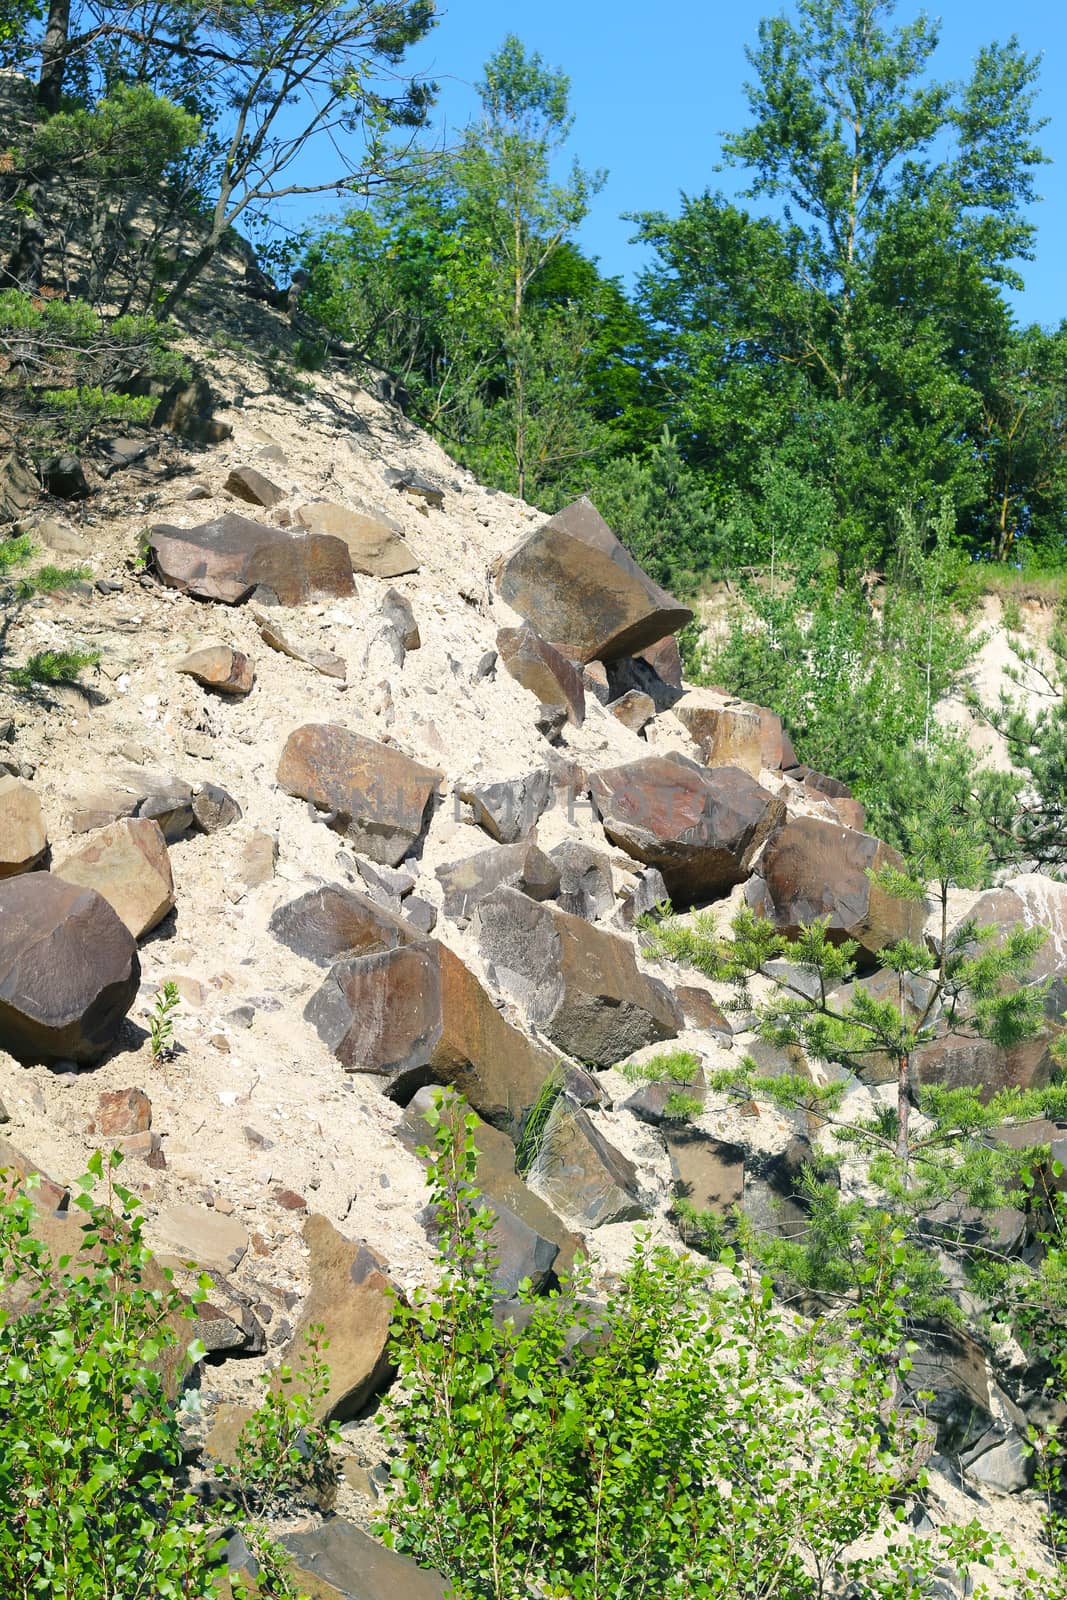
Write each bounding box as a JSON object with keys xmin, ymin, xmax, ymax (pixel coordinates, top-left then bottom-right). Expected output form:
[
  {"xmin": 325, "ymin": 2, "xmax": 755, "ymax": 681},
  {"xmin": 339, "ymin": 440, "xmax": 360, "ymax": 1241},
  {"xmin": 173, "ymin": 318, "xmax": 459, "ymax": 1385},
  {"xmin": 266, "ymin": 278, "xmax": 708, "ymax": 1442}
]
[
  {"xmin": 0, "ymin": 529, "xmax": 97, "ymax": 690},
  {"xmin": 223, "ymin": 1325, "xmax": 339, "ymax": 1518},
  {"xmin": 149, "ymin": 980, "xmax": 181, "ymax": 1064},
  {"xmin": 379, "ymin": 1088, "xmax": 1035, "ymax": 1599},
  {"xmin": 514, "ymin": 1066, "xmax": 563, "ymax": 1177},
  {"xmin": 7, "ymin": 646, "xmax": 99, "ymax": 688}
]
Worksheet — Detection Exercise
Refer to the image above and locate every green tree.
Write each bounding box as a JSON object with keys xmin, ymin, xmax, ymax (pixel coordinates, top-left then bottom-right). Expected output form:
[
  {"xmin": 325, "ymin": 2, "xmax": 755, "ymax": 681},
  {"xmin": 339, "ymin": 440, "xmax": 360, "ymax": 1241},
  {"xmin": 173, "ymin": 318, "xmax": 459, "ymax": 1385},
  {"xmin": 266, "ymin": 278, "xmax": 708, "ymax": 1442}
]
[
  {"xmin": 633, "ymin": 0, "xmax": 1048, "ymax": 571},
  {"xmin": 973, "ymin": 322, "xmax": 1067, "ymax": 564}
]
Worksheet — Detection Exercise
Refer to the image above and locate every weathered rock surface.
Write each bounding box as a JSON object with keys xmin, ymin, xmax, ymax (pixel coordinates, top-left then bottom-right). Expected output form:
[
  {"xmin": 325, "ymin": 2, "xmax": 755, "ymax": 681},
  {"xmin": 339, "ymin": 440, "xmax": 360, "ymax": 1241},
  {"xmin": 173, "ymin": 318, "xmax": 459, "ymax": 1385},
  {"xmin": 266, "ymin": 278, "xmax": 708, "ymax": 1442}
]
[
  {"xmin": 280, "ymin": 1216, "xmax": 395, "ymax": 1422},
  {"xmin": 474, "ymin": 886, "xmax": 682, "ymax": 1066},
  {"xmin": 88, "ymin": 1086, "xmax": 151, "ymax": 1137},
  {"xmin": 148, "ymin": 1201, "xmax": 249, "ymax": 1275},
  {"xmin": 549, "ymin": 840, "xmax": 614, "ymax": 922},
  {"xmin": 71, "ymin": 767, "xmax": 195, "ymax": 842},
  {"xmin": 614, "ymin": 866, "xmax": 670, "ymax": 931},
  {"xmin": 147, "ymin": 513, "xmax": 355, "ymax": 605},
  {"xmin": 496, "ymin": 496, "xmax": 692, "ymax": 662},
  {"xmin": 912, "ymin": 1031, "xmax": 1052, "ymax": 1100},
  {"xmin": 674, "ymin": 986, "xmax": 732, "ymax": 1037},
  {"xmin": 589, "ymin": 756, "xmax": 785, "ymax": 902},
  {"xmin": 608, "ymin": 690, "xmax": 655, "ymax": 733},
  {"xmin": 674, "ymin": 689, "xmax": 785, "ymax": 776},
  {"xmin": 254, "ymin": 608, "xmax": 346, "ymax": 680},
  {"xmin": 284, "ymin": 1518, "xmax": 451, "ymax": 1600},
  {"xmin": 191, "ymin": 782, "xmax": 242, "ymax": 833},
  {"xmin": 381, "ymin": 587, "xmax": 421, "ymax": 649},
  {"xmin": 664, "ymin": 1128, "xmax": 745, "ymax": 1220},
  {"xmin": 277, "ymin": 725, "xmax": 440, "ymax": 866},
  {"xmin": 531, "ymin": 1100, "xmax": 648, "ymax": 1226},
  {"xmin": 457, "ymin": 768, "xmax": 552, "ymax": 844},
  {"xmin": 269, "ymin": 884, "xmax": 413, "ymax": 966},
  {"xmin": 0, "ymin": 775, "xmax": 47, "ymax": 876},
  {"xmin": 497, "ymin": 625, "xmax": 586, "ymax": 726},
  {"xmin": 296, "ymin": 502, "xmax": 418, "ymax": 577},
  {"xmin": 950, "ymin": 874, "xmax": 1067, "ymax": 1020},
  {"xmin": 436, "ymin": 839, "xmax": 560, "ymax": 920},
  {"xmin": 174, "ymin": 643, "xmax": 254, "ymax": 695},
  {"xmin": 54, "ymin": 817, "xmax": 174, "ymax": 938},
  {"xmin": 306, "ymin": 939, "xmax": 561, "ymax": 1134},
  {"xmin": 0, "ymin": 874, "xmax": 139, "ymax": 1063},
  {"xmin": 225, "ymin": 465, "xmax": 283, "ymax": 508},
  {"xmin": 746, "ymin": 816, "xmax": 927, "ymax": 962}
]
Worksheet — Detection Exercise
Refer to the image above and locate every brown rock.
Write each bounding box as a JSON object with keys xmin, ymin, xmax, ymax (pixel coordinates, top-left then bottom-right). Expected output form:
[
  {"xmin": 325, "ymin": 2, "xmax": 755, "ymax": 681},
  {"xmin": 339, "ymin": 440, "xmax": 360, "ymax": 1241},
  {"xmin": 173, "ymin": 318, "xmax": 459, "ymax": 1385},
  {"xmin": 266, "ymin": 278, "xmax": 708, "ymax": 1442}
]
[
  {"xmin": 280, "ymin": 1216, "xmax": 394, "ymax": 1422},
  {"xmin": 269, "ymin": 884, "xmax": 413, "ymax": 966},
  {"xmin": 381, "ymin": 587, "xmax": 421, "ymax": 649},
  {"xmin": 277, "ymin": 725, "xmax": 440, "ymax": 867},
  {"xmin": 665, "ymin": 1128, "xmax": 745, "ymax": 1222},
  {"xmin": 237, "ymin": 831, "xmax": 277, "ymax": 888},
  {"xmin": 191, "ymin": 782, "xmax": 242, "ymax": 833},
  {"xmin": 532, "ymin": 1100, "xmax": 648, "ymax": 1226},
  {"xmin": 174, "ymin": 643, "xmax": 254, "ymax": 695},
  {"xmin": 675, "ymin": 986, "xmax": 732, "ymax": 1037},
  {"xmin": 436, "ymin": 839, "xmax": 560, "ymax": 920},
  {"xmin": 674, "ymin": 689, "xmax": 785, "ymax": 776},
  {"xmin": 284, "ymin": 1518, "xmax": 451, "ymax": 1600},
  {"xmin": 306, "ymin": 939, "xmax": 562, "ymax": 1135},
  {"xmin": 474, "ymin": 886, "xmax": 682, "ymax": 1066},
  {"xmin": 149, "ymin": 376, "xmax": 231, "ymax": 443},
  {"xmin": 497, "ymin": 624, "xmax": 585, "ymax": 726},
  {"xmin": 225, "ymin": 465, "xmax": 283, "ymax": 508},
  {"xmin": 746, "ymin": 816, "xmax": 926, "ymax": 963},
  {"xmin": 589, "ymin": 756, "xmax": 785, "ymax": 903},
  {"xmin": 638, "ymin": 634, "xmax": 684, "ymax": 689},
  {"xmin": 497, "ymin": 497, "xmax": 693, "ymax": 662},
  {"xmin": 549, "ymin": 840, "xmax": 614, "ymax": 921},
  {"xmin": 456, "ymin": 769, "xmax": 552, "ymax": 844},
  {"xmin": 949, "ymin": 874, "xmax": 1067, "ymax": 1020},
  {"xmin": 0, "ymin": 875, "xmax": 139, "ymax": 1063},
  {"xmin": 273, "ymin": 1188, "xmax": 307, "ymax": 1211},
  {"xmin": 54, "ymin": 817, "xmax": 174, "ymax": 939},
  {"xmin": 607, "ymin": 689, "xmax": 655, "ymax": 733},
  {"xmin": 148, "ymin": 1202, "xmax": 249, "ymax": 1275},
  {"xmin": 254, "ymin": 609, "xmax": 346, "ymax": 680},
  {"xmin": 913, "ymin": 1032, "xmax": 1053, "ymax": 1101},
  {"xmin": 147, "ymin": 513, "xmax": 355, "ymax": 605},
  {"xmin": 0, "ymin": 775, "xmax": 47, "ymax": 876},
  {"xmin": 88, "ymin": 1087, "xmax": 151, "ymax": 1138},
  {"xmin": 70, "ymin": 767, "xmax": 194, "ymax": 842},
  {"xmin": 296, "ymin": 502, "xmax": 418, "ymax": 577}
]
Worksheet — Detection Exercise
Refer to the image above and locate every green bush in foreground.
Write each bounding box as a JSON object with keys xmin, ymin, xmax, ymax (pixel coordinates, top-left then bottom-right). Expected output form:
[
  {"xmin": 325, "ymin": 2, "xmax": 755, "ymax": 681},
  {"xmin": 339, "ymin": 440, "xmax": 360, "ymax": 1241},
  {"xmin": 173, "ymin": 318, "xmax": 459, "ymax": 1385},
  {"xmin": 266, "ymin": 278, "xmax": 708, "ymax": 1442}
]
[{"xmin": 379, "ymin": 1090, "xmax": 1053, "ymax": 1600}]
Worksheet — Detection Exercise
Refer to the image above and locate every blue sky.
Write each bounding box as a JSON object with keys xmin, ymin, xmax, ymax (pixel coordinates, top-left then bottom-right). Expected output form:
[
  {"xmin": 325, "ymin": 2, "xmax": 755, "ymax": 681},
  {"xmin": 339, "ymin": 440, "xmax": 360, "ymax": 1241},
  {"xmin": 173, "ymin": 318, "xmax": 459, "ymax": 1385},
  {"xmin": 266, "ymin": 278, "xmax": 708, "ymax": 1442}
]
[{"xmin": 393, "ymin": 0, "xmax": 1067, "ymax": 329}]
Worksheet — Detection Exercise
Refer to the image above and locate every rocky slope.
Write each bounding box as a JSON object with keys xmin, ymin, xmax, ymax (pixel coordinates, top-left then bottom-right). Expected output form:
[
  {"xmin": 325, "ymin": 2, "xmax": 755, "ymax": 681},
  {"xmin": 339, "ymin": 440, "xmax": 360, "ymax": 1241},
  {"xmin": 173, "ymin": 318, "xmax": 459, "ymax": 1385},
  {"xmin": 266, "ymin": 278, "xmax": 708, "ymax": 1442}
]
[{"xmin": 0, "ymin": 270, "xmax": 1064, "ymax": 1595}]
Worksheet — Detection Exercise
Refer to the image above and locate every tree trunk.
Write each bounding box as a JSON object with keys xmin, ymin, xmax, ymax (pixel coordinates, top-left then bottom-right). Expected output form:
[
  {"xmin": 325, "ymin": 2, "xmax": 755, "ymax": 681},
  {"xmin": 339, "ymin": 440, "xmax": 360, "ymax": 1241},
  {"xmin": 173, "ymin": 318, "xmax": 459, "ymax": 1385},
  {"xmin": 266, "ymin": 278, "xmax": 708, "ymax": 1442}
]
[
  {"xmin": 895, "ymin": 1050, "xmax": 910, "ymax": 1165},
  {"xmin": 37, "ymin": 0, "xmax": 72, "ymax": 115}
]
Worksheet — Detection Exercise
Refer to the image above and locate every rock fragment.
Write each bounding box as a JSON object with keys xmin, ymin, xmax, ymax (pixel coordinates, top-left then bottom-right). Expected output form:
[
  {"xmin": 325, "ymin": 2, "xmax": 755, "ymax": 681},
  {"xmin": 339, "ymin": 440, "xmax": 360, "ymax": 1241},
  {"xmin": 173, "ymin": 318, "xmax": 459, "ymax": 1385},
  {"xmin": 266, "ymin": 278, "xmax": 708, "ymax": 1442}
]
[{"xmin": 53, "ymin": 817, "xmax": 174, "ymax": 938}]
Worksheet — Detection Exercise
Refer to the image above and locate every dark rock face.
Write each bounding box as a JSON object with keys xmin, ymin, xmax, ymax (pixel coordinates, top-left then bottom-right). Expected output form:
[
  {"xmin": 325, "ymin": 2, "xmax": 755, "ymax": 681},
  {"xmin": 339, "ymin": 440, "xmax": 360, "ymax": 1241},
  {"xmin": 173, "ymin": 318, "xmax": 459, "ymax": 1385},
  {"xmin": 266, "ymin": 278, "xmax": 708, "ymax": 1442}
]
[
  {"xmin": 745, "ymin": 816, "xmax": 927, "ymax": 963},
  {"xmin": 147, "ymin": 513, "xmax": 355, "ymax": 605},
  {"xmin": 269, "ymin": 884, "xmax": 413, "ymax": 966},
  {"xmin": 42, "ymin": 453, "xmax": 89, "ymax": 499},
  {"xmin": 436, "ymin": 839, "xmax": 560, "ymax": 920},
  {"xmin": 532, "ymin": 1100, "xmax": 648, "ymax": 1226},
  {"xmin": 225, "ymin": 465, "xmax": 283, "ymax": 508},
  {"xmin": 474, "ymin": 885, "xmax": 682, "ymax": 1066},
  {"xmin": 190, "ymin": 782, "xmax": 242, "ymax": 833},
  {"xmin": 589, "ymin": 756, "xmax": 785, "ymax": 903},
  {"xmin": 496, "ymin": 496, "xmax": 692, "ymax": 662},
  {"xmin": 457, "ymin": 769, "xmax": 552, "ymax": 844},
  {"xmin": 285, "ymin": 1517, "xmax": 451, "ymax": 1600},
  {"xmin": 549, "ymin": 840, "xmax": 614, "ymax": 922},
  {"xmin": 0, "ymin": 874, "xmax": 139, "ymax": 1063},
  {"xmin": 306, "ymin": 938, "xmax": 561, "ymax": 1135},
  {"xmin": 277, "ymin": 724, "xmax": 441, "ymax": 866},
  {"xmin": 912, "ymin": 1031, "xmax": 1053, "ymax": 1100},
  {"xmin": 70, "ymin": 768, "xmax": 195, "ymax": 842},
  {"xmin": 497, "ymin": 624, "xmax": 586, "ymax": 726},
  {"xmin": 674, "ymin": 986, "xmax": 732, "ymax": 1038}
]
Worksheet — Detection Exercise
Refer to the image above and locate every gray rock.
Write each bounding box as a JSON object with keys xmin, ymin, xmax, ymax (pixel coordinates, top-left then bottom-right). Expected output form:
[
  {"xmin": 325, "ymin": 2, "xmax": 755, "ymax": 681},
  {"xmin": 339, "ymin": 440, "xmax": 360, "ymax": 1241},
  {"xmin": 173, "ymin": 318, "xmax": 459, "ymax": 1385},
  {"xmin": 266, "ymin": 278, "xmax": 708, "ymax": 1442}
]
[
  {"xmin": 549, "ymin": 840, "xmax": 614, "ymax": 921},
  {"xmin": 457, "ymin": 769, "xmax": 552, "ymax": 844},
  {"xmin": 284, "ymin": 1517, "xmax": 451, "ymax": 1600},
  {"xmin": 436, "ymin": 840, "xmax": 560, "ymax": 920},
  {"xmin": 531, "ymin": 1100, "xmax": 648, "ymax": 1227}
]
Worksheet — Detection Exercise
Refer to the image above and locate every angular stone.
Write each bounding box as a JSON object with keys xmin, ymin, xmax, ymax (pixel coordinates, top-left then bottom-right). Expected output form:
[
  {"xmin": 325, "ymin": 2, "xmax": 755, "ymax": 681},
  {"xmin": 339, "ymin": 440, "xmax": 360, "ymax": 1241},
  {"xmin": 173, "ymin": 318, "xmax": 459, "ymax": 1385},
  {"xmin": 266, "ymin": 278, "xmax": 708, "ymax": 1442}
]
[
  {"xmin": 675, "ymin": 986, "xmax": 732, "ymax": 1036},
  {"xmin": 951, "ymin": 874, "xmax": 1067, "ymax": 1021},
  {"xmin": 531, "ymin": 1100, "xmax": 648, "ymax": 1226},
  {"xmin": 284, "ymin": 1518, "xmax": 451, "ymax": 1600},
  {"xmin": 624, "ymin": 1060, "xmax": 705, "ymax": 1127},
  {"xmin": 457, "ymin": 769, "xmax": 552, "ymax": 844},
  {"xmin": 0, "ymin": 875, "xmax": 139, "ymax": 1063},
  {"xmin": 174, "ymin": 643, "xmax": 254, "ymax": 695},
  {"xmin": 549, "ymin": 840, "xmax": 614, "ymax": 922},
  {"xmin": 254, "ymin": 607, "xmax": 346, "ymax": 680},
  {"xmin": 404, "ymin": 895, "xmax": 437, "ymax": 935},
  {"xmin": 496, "ymin": 496, "xmax": 692, "ymax": 663},
  {"xmin": 88, "ymin": 1087, "xmax": 151, "ymax": 1137},
  {"xmin": 607, "ymin": 689, "xmax": 655, "ymax": 733},
  {"xmin": 346, "ymin": 855, "xmax": 415, "ymax": 908},
  {"xmin": 54, "ymin": 817, "xmax": 174, "ymax": 939},
  {"xmin": 225, "ymin": 465, "xmax": 283, "ymax": 508},
  {"xmin": 147, "ymin": 514, "xmax": 354, "ymax": 605},
  {"xmin": 237, "ymin": 831, "xmax": 276, "ymax": 888},
  {"xmin": 963, "ymin": 1428, "xmax": 1032, "ymax": 1494},
  {"xmin": 280, "ymin": 1217, "xmax": 394, "ymax": 1423},
  {"xmin": 277, "ymin": 725, "xmax": 440, "ymax": 867},
  {"xmin": 386, "ymin": 467, "xmax": 444, "ymax": 508},
  {"xmin": 674, "ymin": 691, "xmax": 764, "ymax": 777},
  {"xmin": 148, "ymin": 1202, "xmax": 249, "ymax": 1275},
  {"xmin": 149, "ymin": 375, "xmax": 232, "ymax": 443},
  {"xmin": 43, "ymin": 453, "xmax": 89, "ymax": 499},
  {"xmin": 0, "ymin": 775, "xmax": 47, "ymax": 876},
  {"xmin": 497, "ymin": 624, "xmax": 585, "ymax": 726},
  {"xmin": 191, "ymin": 782, "xmax": 242, "ymax": 833},
  {"xmin": 589, "ymin": 756, "xmax": 785, "ymax": 903},
  {"xmin": 474, "ymin": 886, "xmax": 682, "ymax": 1067},
  {"xmin": 606, "ymin": 653, "xmax": 684, "ymax": 714},
  {"xmin": 71, "ymin": 767, "xmax": 194, "ymax": 842},
  {"xmin": 746, "ymin": 816, "xmax": 927, "ymax": 963},
  {"xmin": 296, "ymin": 502, "xmax": 418, "ymax": 577},
  {"xmin": 903, "ymin": 1322, "xmax": 992, "ymax": 1454},
  {"xmin": 638, "ymin": 634, "xmax": 684, "ymax": 690},
  {"xmin": 664, "ymin": 1128, "xmax": 745, "ymax": 1219},
  {"xmin": 0, "ymin": 450, "xmax": 39, "ymax": 523},
  {"xmin": 614, "ymin": 866, "xmax": 670, "ymax": 931},
  {"xmin": 269, "ymin": 884, "xmax": 412, "ymax": 966},
  {"xmin": 436, "ymin": 839, "xmax": 560, "ymax": 920},
  {"xmin": 912, "ymin": 1030, "xmax": 1052, "ymax": 1101},
  {"xmin": 306, "ymin": 940, "xmax": 561, "ymax": 1135},
  {"xmin": 382, "ymin": 588, "xmax": 420, "ymax": 650}
]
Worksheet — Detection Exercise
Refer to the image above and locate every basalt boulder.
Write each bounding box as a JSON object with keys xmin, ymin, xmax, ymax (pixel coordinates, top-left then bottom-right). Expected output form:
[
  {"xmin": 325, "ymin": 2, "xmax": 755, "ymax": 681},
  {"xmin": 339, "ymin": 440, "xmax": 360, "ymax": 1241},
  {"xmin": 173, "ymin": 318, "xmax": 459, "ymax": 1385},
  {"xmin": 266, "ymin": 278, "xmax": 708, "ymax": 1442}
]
[
  {"xmin": 496, "ymin": 496, "xmax": 692, "ymax": 662},
  {"xmin": 474, "ymin": 885, "xmax": 682, "ymax": 1066},
  {"xmin": 173, "ymin": 643, "xmax": 254, "ymax": 696},
  {"xmin": 497, "ymin": 625, "xmax": 586, "ymax": 726},
  {"xmin": 0, "ymin": 775, "xmax": 48, "ymax": 877},
  {"xmin": 277, "ymin": 725, "xmax": 440, "ymax": 866},
  {"xmin": 531, "ymin": 1100, "xmax": 648, "ymax": 1227},
  {"xmin": 295, "ymin": 502, "xmax": 418, "ymax": 578},
  {"xmin": 673, "ymin": 689, "xmax": 785, "ymax": 776},
  {"xmin": 457, "ymin": 768, "xmax": 553, "ymax": 844},
  {"xmin": 53, "ymin": 817, "xmax": 174, "ymax": 939},
  {"xmin": 436, "ymin": 839, "xmax": 560, "ymax": 921},
  {"xmin": 589, "ymin": 756, "xmax": 785, "ymax": 903},
  {"xmin": 147, "ymin": 513, "xmax": 354, "ymax": 605},
  {"xmin": 269, "ymin": 884, "xmax": 414, "ymax": 966},
  {"xmin": 0, "ymin": 874, "xmax": 139, "ymax": 1063}
]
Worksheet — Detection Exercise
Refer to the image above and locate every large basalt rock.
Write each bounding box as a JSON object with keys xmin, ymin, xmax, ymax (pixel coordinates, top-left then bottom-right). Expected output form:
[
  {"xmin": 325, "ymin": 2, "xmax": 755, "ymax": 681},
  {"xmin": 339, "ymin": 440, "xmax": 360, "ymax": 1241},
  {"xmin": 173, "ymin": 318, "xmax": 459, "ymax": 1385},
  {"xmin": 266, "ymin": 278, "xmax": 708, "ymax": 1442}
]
[
  {"xmin": 673, "ymin": 689, "xmax": 785, "ymax": 776},
  {"xmin": 0, "ymin": 875, "xmax": 139, "ymax": 1063},
  {"xmin": 147, "ymin": 513, "xmax": 354, "ymax": 605},
  {"xmin": 436, "ymin": 839, "xmax": 560, "ymax": 920},
  {"xmin": 589, "ymin": 756, "xmax": 785, "ymax": 903},
  {"xmin": 746, "ymin": 816, "xmax": 926, "ymax": 962},
  {"xmin": 269, "ymin": 884, "xmax": 414, "ymax": 966},
  {"xmin": 53, "ymin": 817, "xmax": 174, "ymax": 939},
  {"xmin": 306, "ymin": 939, "xmax": 561, "ymax": 1135},
  {"xmin": 912, "ymin": 1031, "xmax": 1053, "ymax": 1101},
  {"xmin": 279, "ymin": 1216, "xmax": 395, "ymax": 1423},
  {"xmin": 531, "ymin": 1100, "xmax": 648, "ymax": 1226},
  {"xmin": 295, "ymin": 502, "xmax": 418, "ymax": 577},
  {"xmin": 70, "ymin": 767, "xmax": 194, "ymax": 842},
  {"xmin": 0, "ymin": 775, "xmax": 48, "ymax": 876},
  {"xmin": 665, "ymin": 1128, "xmax": 745, "ymax": 1228},
  {"xmin": 277, "ymin": 725, "xmax": 440, "ymax": 866},
  {"xmin": 456, "ymin": 769, "xmax": 552, "ymax": 844},
  {"xmin": 474, "ymin": 886, "xmax": 682, "ymax": 1066},
  {"xmin": 284, "ymin": 1518, "xmax": 451, "ymax": 1600},
  {"xmin": 497, "ymin": 625, "xmax": 586, "ymax": 726},
  {"xmin": 549, "ymin": 840, "xmax": 614, "ymax": 922},
  {"xmin": 225, "ymin": 465, "xmax": 282, "ymax": 508},
  {"xmin": 496, "ymin": 496, "xmax": 692, "ymax": 663}
]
